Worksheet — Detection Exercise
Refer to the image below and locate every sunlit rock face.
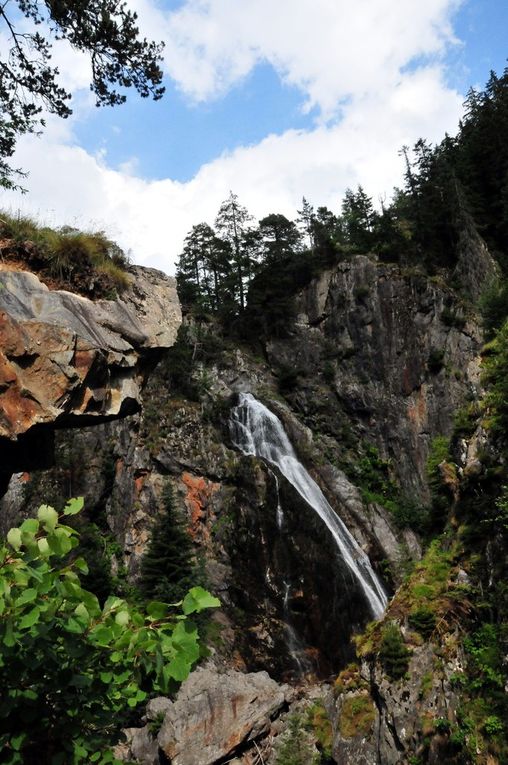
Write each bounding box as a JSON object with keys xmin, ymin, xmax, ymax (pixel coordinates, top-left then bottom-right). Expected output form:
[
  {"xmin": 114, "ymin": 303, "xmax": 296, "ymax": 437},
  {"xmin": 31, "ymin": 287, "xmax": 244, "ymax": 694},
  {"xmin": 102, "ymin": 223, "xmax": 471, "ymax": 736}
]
[
  {"xmin": 0, "ymin": 265, "xmax": 181, "ymax": 474},
  {"xmin": 268, "ymin": 254, "xmax": 483, "ymax": 501}
]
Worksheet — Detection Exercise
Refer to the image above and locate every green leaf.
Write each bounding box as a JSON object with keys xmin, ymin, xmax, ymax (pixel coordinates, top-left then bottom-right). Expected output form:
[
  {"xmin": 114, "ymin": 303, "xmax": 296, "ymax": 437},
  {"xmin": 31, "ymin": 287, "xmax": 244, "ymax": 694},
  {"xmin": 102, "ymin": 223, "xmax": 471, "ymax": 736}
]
[
  {"xmin": 73, "ymin": 557, "xmax": 89, "ymax": 575},
  {"xmin": 65, "ymin": 617, "xmax": 86, "ymax": 634},
  {"xmin": 146, "ymin": 601, "xmax": 169, "ymax": 620},
  {"xmin": 15, "ymin": 588, "xmax": 37, "ymax": 606},
  {"xmin": 103, "ymin": 596, "xmax": 125, "ymax": 613},
  {"xmin": 3, "ymin": 620, "xmax": 16, "ymax": 647},
  {"xmin": 37, "ymin": 505, "xmax": 59, "ymax": 531},
  {"xmin": 6, "ymin": 528, "xmax": 22, "ymax": 551},
  {"xmin": 181, "ymin": 587, "xmax": 220, "ymax": 615},
  {"xmin": 10, "ymin": 732, "xmax": 26, "ymax": 751},
  {"xmin": 89, "ymin": 625, "xmax": 114, "ymax": 646},
  {"xmin": 37, "ymin": 537, "xmax": 50, "ymax": 556},
  {"xmin": 166, "ymin": 654, "xmax": 191, "ymax": 682},
  {"xmin": 20, "ymin": 518, "xmax": 39, "ymax": 535},
  {"xmin": 19, "ymin": 606, "xmax": 41, "ymax": 629},
  {"xmin": 115, "ymin": 610, "xmax": 129, "ymax": 626},
  {"xmin": 63, "ymin": 497, "xmax": 84, "ymax": 516},
  {"xmin": 74, "ymin": 603, "xmax": 90, "ymax": 624}
]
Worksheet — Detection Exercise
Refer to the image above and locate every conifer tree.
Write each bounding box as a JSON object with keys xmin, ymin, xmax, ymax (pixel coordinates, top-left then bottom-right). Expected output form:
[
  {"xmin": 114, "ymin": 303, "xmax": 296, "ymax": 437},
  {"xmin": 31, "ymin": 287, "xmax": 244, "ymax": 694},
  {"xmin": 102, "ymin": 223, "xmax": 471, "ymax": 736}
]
[
  {"xmin": 140, "ymin": 485, "xmax": 196, "ymax": 604},
  {"xmin": 258, "ymin": 213, "xmax": 301, "ymax": 262},
  {"xmin": 215, "ymin": 191, "xmax": 254, "ymax": 309},
  {"xmin": 297, "ymin": 197, "xmax": 316, "ymax": 251}
]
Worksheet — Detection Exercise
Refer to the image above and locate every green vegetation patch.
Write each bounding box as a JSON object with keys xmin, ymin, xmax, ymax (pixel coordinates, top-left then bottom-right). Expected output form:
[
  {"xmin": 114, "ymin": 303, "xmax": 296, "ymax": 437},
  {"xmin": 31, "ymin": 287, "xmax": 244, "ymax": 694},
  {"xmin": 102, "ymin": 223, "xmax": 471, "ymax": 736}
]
[
  {"xmin": 338, "ymin": 693, "xmax": 376, "ymax": 738},
  {"xmin": 305, "ymin": 701, "xmax": 333, "ymax": 760},
  {"xmin": 0, "ymin": 213, "xmax": 130, "ymax": 298},
  {"xmin": 0, "ymin": 498, "xmax": 219, "ymax": 764}
]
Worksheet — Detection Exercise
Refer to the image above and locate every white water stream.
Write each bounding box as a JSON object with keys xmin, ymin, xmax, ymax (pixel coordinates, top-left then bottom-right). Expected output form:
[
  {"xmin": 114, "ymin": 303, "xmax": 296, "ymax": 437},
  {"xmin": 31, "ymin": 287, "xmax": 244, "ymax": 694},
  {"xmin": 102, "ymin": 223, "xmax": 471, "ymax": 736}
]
[{"xmin": 229, "ymin": 392, "xmax": 387, "ymax": 619}]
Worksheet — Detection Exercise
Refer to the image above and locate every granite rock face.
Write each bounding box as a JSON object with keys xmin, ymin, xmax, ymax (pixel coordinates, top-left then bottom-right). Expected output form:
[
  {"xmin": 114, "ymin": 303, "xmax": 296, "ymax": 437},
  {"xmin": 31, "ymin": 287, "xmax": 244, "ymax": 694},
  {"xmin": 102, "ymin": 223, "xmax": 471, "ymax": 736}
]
[
  {"xmin": 332, "ymin": 643, "xmax": 465, "ymax": 765},
  {"xmin": 0, "ymin": 265, "xmax": 180, "ymax": 473},
  {"xmin": 268, "ymin": 255, "xmax": 482, "ymax": 501}
]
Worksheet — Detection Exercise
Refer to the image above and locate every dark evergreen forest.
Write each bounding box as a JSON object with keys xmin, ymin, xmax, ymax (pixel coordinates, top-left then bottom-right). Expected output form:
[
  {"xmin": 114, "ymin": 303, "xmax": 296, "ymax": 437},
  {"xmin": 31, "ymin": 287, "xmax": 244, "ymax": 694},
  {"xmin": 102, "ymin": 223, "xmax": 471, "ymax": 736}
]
[{"xmin": 177, "ymin": 67, "xmax": 508, "ymax": 340}]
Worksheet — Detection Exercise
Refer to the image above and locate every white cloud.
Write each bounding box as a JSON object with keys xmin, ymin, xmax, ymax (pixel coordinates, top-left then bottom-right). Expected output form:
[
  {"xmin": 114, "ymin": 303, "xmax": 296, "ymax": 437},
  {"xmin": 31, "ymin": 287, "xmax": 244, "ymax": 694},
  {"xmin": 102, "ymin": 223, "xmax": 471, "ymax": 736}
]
[
  {"xmin": 0, "ymin": 0, "xmax": 466, "ymax": 273},
  {"xmin": 159, "ymin": 0, "xmax": 462, "ymax": 115},
  {"xmin": 3, "ymin": 67, "xmax": 462, "ymax": 273}
]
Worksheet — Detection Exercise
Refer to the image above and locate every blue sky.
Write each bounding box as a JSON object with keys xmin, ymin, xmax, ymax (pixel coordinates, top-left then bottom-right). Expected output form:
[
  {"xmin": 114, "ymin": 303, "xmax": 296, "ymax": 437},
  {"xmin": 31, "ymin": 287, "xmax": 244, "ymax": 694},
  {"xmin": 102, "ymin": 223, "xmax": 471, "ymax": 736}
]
[{"xmin": 2, "ymin": 0, "xmax": 508, "ymax": 272}]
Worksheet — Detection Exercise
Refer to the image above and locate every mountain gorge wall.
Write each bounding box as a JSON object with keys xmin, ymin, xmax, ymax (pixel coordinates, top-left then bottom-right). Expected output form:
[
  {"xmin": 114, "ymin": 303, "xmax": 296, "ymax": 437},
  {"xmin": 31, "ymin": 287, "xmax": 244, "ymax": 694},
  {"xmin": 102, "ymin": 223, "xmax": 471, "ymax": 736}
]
[
  {"xmin": 0, "ymin": 254, "xmax": 489, "ymax": 763},
  {"xmin": 268, "ymin": 256, "xmax": 482, "ymax": 500}
]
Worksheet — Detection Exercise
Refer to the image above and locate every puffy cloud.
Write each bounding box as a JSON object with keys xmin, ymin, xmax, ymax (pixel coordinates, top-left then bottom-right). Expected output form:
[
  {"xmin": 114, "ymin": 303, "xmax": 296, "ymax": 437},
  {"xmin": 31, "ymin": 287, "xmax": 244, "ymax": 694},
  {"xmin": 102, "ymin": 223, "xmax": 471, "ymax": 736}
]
[
  {"xmin": 5, "ymin": 67, "xmax": 462, "ymax": 273},
  {"xmin": 1, "ymin": 0, "xmax": 465, "ymax": 273},
  {"xmin": 158, "ymin": 0, "xmax": 462, "ymax": 115}
]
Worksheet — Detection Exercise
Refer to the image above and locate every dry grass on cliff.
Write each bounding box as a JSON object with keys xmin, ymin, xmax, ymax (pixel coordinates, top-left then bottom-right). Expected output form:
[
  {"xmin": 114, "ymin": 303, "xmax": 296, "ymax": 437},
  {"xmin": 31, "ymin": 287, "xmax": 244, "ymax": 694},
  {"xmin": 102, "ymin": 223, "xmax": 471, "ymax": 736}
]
[{"xmin": 0, "ymin": 212, "xmax": 130, "ymax": 298}]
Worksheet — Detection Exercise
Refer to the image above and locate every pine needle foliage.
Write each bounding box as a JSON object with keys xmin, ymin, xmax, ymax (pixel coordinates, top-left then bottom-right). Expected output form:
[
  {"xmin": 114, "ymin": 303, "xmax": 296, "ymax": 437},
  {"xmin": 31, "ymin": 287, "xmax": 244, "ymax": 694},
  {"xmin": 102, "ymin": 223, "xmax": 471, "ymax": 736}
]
[{"xmin": 139, "ymin": 485, "xmax": 196, "ymax": 604}]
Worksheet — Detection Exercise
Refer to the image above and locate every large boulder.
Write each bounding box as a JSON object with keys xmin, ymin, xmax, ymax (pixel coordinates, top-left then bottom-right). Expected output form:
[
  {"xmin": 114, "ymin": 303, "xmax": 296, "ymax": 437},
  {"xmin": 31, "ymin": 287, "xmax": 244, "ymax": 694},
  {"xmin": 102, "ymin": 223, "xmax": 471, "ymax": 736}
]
[
  {"xmin": 0, "ymin": 264, "xmax": 180, "ymax": 475},
  {"xmin": 156, "ymin": 668, "xmax": 289, "ymax": 765}
]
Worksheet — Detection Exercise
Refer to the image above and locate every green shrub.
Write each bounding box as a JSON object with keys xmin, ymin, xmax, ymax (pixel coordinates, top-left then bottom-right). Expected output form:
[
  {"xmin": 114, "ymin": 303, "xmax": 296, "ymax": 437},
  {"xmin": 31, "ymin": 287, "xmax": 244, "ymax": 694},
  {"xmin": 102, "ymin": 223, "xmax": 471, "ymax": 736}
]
[
  {"xmin": 0, "ymin": 498, "xmax": 219, "ymax": 764},
  {"xmin": 338, "ymin": 694, "xmax": 376, "ymax": 738},
  {"xmin": 483, "ymin": 715, "xmax": 504, "ymax": 736},
  {"xmin": 408, "ymin": 606, "xmax": 436, "ymax": 638},
  {"xmin": 305, "ymin": 701, "xmax": 333, "ymax": 759},
  {"xmin": 479, "ymin": 279, "xmax": 508, "ymax": 338},
  {"xmin": 275, "ymin": 714, "xmax": 319, "ymax": 765},
  {"xmin": 379, "ymin": 624, "xmax": 411, "ymax": 679},
  {"xmin": 483, "ymin": 320, "xmax": 508, "ymax": 434}
]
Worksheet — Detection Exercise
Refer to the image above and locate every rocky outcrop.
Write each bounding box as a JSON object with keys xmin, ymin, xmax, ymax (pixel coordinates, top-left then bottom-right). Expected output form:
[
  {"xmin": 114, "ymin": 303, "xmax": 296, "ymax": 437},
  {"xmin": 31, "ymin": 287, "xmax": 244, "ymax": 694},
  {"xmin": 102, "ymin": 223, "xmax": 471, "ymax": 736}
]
[
  {"xmin": 0, "ymin": 265, "xmax": 180, "ymax": 475},
  {"xmin": 116, "ymin": 668, "xmax": 291, "ymax": 765},
  {"xmin": 268, "ymin": 255, "xmax": 482, "ymax": 500},
  {"xmin": 0, "ymin": 254, "xmax": 485, "ymax": 686},
  {"xmin": 331, "ymin": 642, "xmax": 465, "ymax": 764},
  {"xmin": 452, "ymin": 217, "xmax": 499, "ymax": 301}
]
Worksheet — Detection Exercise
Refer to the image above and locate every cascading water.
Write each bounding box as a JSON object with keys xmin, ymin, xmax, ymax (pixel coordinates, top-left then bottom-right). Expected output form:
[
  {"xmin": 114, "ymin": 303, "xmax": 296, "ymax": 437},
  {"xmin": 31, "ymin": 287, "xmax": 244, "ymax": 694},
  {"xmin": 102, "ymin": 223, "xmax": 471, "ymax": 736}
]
[{"xmin": 229, "ymin": 392, "xmax": 388, "ymax": 619}]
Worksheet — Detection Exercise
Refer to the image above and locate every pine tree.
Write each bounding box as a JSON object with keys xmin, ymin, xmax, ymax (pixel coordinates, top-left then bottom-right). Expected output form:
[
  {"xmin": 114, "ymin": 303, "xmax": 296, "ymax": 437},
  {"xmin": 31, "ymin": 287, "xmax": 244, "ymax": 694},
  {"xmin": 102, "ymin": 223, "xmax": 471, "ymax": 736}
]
[
  {"xmin": 140, "ymin": 485, "xmax": 196, "ymax": 604},
  {"xmin": 297, "ymin": 197, "xmax": 316, "ymax": 251},
  {"xmin": 339, "ymin": 186, "xmax": 376, "ymax": 252},
  {"xmin": 258, "ymin": 213, "xmax": 301, "ymax": 262},
  {"xmin": 215, "ymin": 191, "xmax": 254, "ymax": 310}
]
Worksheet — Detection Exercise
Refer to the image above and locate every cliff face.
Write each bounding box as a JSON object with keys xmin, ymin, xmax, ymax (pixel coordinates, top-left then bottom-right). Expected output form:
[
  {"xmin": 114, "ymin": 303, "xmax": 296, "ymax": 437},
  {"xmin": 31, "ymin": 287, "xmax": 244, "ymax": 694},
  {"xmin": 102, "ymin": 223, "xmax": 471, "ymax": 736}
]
[
  {"xmin": 268, "ymin": 255, "xmax": 482, "ymax": 501},
  {"xmin": 1, "ymin": 255, "xmax": 483, "ymax": 681},
  {"xmin": 0, "ymin": 253, "xmax": 490, "ymax": 763},
  {"xmin": 0, "ymin": 264, "xmax": 181, "ymax": 479}
]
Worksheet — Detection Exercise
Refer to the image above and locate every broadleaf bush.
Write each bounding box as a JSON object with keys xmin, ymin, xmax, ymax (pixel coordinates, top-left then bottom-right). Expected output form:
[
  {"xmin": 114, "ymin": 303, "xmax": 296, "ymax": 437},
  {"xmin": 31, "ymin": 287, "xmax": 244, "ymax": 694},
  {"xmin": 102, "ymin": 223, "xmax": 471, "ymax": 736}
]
[{"xmin": 0, "ymin": 499, "xmax": 219, "ymax": 764}]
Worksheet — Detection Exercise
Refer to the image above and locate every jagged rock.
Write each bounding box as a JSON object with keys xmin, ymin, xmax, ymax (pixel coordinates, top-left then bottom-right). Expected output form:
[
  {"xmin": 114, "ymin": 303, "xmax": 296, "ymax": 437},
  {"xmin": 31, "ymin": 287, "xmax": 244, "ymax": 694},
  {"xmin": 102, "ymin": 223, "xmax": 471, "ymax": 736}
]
[
  {"xmin": 115, "ymin": 726, "xmax": 159, "ymax": 765},
  {"xmin": 0, "ymin": 265, "xmax": 180, "ymax": 473},
  {"xmin": 452, "ymin": 217, "xmax": 499, "ymax": 301},
  {"xmin": 332, "ymin": 644, "xmax": 466, "ymax": 764},
  {"xmin": 268, "ymin": 254, "xmax": 482, "ymax": 500},
  {"xmin": 156, "ymin": 668, "xmax": 290, "ymax": 765}
]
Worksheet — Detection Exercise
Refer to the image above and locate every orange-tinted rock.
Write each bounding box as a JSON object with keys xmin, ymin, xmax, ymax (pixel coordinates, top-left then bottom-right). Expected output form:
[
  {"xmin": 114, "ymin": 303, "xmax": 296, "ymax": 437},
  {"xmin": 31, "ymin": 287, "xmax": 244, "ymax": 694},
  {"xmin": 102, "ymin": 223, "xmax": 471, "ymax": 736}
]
[
  {"xmin": 0, "ymin": 266, "xmax": 180, "ymax": 472},
  {"xmin": 181, "ymin": 471, "xmax": 220, "ymax": 541}
]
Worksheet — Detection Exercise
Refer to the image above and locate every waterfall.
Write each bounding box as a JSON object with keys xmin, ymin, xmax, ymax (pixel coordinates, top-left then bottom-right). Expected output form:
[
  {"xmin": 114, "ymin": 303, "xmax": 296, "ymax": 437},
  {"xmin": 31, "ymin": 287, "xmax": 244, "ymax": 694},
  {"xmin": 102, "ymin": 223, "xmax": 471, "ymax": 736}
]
[
  {"xmin": 282, "ymin": 581, "xmax": 313, "ymax": 676},
  {"xmin": 229, "ymin": 392, "xmax": 387, "ymax": 619}
]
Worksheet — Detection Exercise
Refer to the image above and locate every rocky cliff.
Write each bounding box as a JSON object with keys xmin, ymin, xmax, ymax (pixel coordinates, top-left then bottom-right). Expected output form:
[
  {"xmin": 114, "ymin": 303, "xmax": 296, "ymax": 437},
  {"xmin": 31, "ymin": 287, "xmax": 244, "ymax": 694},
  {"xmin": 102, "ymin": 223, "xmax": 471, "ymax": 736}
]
[
  {"xmin": 0, "ymin": 263, "xmax": 181, "ymax": 483},
  {"xmin": 0, "ymin": 253, "xmax": 492, "ymax": 764}
]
